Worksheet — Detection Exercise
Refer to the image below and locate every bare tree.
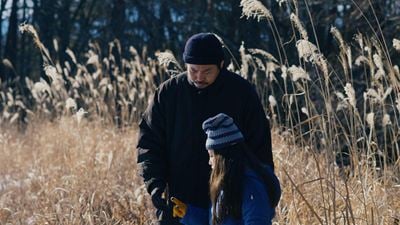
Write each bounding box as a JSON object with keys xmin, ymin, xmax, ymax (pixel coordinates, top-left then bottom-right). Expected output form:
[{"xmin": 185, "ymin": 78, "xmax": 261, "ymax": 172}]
[
  {"xmin": 4, "ymin": 0, "xmax": 18, "ymax": 82},
  {"xmin": 0, "ymin": 0, "xmax": 8, "ymax": 58}
]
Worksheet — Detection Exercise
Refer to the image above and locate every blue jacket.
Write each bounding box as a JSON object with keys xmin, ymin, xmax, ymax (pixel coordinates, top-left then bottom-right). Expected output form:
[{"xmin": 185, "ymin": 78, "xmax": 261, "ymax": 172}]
[{"xmin": 181, "ymin": 166, "xmax": 280, "ymax": 225}]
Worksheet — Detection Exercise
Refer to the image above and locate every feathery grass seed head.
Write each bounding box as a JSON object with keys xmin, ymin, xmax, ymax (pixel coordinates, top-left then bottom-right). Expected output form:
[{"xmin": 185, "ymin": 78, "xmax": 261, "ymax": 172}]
[
  {"xmin": 382, "ymin": 114, "xmax": 391, "ymax": 126},
  {"xmin": 66, "ymin": 98, "xmax": 77, "ymax": 111},
  {"xmin": 393, "ymin": 38, "xmax": 400, "ymax": 51},
  {"xmin": 355, "ymin": 56, "xmax": 368, "ymax": 66},
  {"xmin": 344, "ymin": 83, "xmax": 356, "ymax": 109},
  {"xmin": 396, "ymin": 98, "xmax": 400, "ymax": 112},
  {"xmin": 269, "ymin": 95, "xmax": 277, "ymax": 107},
  {"xmin": 366, "ymin": 112, "xmax": 375, "ymax": 128},
  {"xmin": 296, "ymin": 40, "xmax": 318, "ymax": 62},
  {"xmin": 280, "ymin": 65, "xmax": 287, "ymax": 80},
  {"xmin": 288, "ymin": 65, "xmax": 310, "ymax": 82},
  {"xmin": 290, "ymin": 14, "xmax": 308, "ymax": 40},
  {"xmin": 240, "ymin": 0, "xmax": 273, "ymax": 21}
]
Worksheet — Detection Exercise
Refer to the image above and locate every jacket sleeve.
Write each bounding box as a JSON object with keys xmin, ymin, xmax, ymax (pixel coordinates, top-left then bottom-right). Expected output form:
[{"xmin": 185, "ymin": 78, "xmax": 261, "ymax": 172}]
[
  {"xmin": 242, "ymin": 176, "xmax": 275, "ymax": 225},
  {"xmin": 243, "ymin": 86, "xmax": 274, "ymax": 169},
  {"xmin": 137, "ymin": 88, "xmax": 168, "ymax": 195}
]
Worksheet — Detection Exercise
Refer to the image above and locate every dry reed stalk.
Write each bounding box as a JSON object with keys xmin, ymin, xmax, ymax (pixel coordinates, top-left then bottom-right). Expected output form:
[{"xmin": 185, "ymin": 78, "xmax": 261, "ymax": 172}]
[
  {"xmin": 344, "ymin": 83, "xmax": 356, "ymax": 109},
  {"xmin": 239, "ymin": 42, "xmax": 252, "ymax": 80},
  {"xmin": 290, "ymin": 13, "xmax": 308, "ymax": 40},
  {"xmin": 288, "ymin": 65, "xmax": 310, "ymax": 82},
  {"xmin": 248, "ymin": 48, "xmax": 279, "ymax": 63},
  {"xmin": 296, "ymin": 39, "xmax": 318, "ymax": 62},
  {"xmin": 295, "ymin": 39, "xmax": 329, "ymax": 80},
  {"xmin": 19, "ymin": 23, "xmax": 53, "ymax": 65},
  {"xmin": 331, "ymin": 27, "xmax": 351, "ymax": 79},
  {"xmin": 394, "ymin": 39, "xmax": 400, "ymax": 51},
  {"xmin": 155, "ymin": 50, "xmax": 183, "ymax": 72},
  {"xmin": 240, "ymin": 0, "xmax": 273, "ymax": 22}
]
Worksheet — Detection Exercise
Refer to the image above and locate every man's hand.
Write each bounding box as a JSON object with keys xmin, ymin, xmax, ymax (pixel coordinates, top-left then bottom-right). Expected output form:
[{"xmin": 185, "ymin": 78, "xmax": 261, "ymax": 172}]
[{"xmin": 170, "ymin": 197, "xmax": 187, "ymax": 218}]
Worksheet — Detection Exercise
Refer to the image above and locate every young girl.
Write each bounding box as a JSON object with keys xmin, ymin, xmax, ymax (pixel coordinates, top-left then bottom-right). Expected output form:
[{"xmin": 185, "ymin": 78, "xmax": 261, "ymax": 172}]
[{"xmin": 171, "ymin": 113, "xmax": 281, "ymax": 225}]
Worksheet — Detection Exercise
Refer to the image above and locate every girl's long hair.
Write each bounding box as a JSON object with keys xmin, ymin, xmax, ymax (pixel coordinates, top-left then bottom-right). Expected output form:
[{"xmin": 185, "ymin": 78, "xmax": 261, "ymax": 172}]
[
  {"xmin": 209, "ymin": 142, "xmax": 273, "ymax": 225},
  {"xmin": 209, "ymin": 143, "xmax": 244, "ymax": 225}
]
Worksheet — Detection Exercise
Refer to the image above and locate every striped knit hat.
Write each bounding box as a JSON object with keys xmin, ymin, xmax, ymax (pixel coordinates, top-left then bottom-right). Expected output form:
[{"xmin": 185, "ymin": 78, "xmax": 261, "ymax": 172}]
[{"xmin": 202, "ymin": 113, "xmax": 244, "ymax": 150}]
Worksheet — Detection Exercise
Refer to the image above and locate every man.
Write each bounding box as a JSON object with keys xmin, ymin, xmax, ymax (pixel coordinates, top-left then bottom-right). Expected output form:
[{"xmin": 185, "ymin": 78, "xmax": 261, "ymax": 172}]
[{"xmin": 137, "ymin": 32, "xmax": 274, "ymax": 224}]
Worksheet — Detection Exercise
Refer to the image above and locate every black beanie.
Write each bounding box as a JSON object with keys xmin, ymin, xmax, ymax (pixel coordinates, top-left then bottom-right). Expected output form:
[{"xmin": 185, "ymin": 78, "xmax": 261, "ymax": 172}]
[{"xmin": 183, "ymin": 33, "xmax": 224, "ymax": 65}]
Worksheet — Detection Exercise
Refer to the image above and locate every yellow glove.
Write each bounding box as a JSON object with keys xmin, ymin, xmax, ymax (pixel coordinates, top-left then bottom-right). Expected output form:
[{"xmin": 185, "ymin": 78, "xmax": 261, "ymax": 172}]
[{"xmin": 170, "ymin": 197, "xmax": 187, "ymax": 218}]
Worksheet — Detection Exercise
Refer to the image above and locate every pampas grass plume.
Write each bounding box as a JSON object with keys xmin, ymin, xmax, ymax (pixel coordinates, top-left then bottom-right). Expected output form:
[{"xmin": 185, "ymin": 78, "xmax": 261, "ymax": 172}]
[{"xmin": 240, "ymin": 0, "xmax": 273, "ymax": 21}]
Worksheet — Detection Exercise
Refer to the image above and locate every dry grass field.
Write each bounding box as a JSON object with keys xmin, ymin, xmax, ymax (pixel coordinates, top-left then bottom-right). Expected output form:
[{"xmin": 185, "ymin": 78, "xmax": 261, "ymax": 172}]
[
  {"xmin": 0, "ymin": 118, "xmax": 154, "ymax": 224},
  {"xmin": 1, "ymin": 117, "xmax": 399, "ymax": 224},
  {"xmin": 1, "ymin": 0, "xmax": 400, "ymax": 224}
]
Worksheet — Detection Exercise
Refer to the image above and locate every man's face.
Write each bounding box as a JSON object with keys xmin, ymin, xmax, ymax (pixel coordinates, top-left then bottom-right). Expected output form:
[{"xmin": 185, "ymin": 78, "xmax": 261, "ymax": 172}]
[{"xmin": 187, "ymin": 62, "xmax": 222, "ymax": 89}]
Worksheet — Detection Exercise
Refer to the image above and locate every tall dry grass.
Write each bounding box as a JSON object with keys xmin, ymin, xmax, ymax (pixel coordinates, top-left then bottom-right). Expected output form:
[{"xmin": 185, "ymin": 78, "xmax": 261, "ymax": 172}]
[
  {"xmin": 0, "ymin": 0, "xmax": 400, "ymax": 224},
  {"xmin": 1, "ymin": 24, "xmax": 165, "ymax": 127},
  {"xmin": 239, "ymin": 0, "xmax": 400, "ymax": 224},
  {"xmin": 0, "ymin": 117, "xmax": 155, "ymax": 224},
  {"xmin": 274, "ymin": 131, "xmax": 400, "ymax": 224},
  {"xmin": 0, "ymin": 119, "xmax": 399, "ymax": 224}
]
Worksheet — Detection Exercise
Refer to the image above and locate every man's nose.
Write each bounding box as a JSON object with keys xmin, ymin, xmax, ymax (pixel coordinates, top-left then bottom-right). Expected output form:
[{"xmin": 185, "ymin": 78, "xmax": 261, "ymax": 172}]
[{"xmin": 196, "ymin": 73, "xmax": 205, "ymax": 81}]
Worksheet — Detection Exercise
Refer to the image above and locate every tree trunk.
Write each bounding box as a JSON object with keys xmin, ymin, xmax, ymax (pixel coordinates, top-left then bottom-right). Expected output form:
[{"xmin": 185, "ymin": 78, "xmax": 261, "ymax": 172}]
[
  {"xmin": 57, "ymin": 0, "xmax": 72, "ymax": 64},
  {"xmin": 111, "ymin": 0, "xmax": 126, "ymax": 43},
  {"xmin": 110, "ymin": 0, "xmax": 125, "ymax": 127},
  {"xmin": 4, "ymin": 0, "xmax": 19, "ymax": 82},
  {"xmin": 36, "ymin": 0, "xmax": 56, "ymax": 59},
  {"xmin": 0, "ymin": 0, "xmax": 8, "ymax": 81},
  {"xmin": 0, "ymin": 0, "xmax": 8, "ymax": 58},
  {"xmin": 20, "ymin": 0, "xmax": 27, "ymax": 77}
]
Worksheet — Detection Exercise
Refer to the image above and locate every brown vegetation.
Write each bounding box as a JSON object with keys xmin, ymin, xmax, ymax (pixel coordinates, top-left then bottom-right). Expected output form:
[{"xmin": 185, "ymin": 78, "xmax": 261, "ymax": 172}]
[
  {"xmin": 1, "ymin": 0, "xmax": 400, "ymax": 224},
  {"xmin": 0, "ymin": 118, "xmax": 154, "ymax": 224},
  {"xmin": 1, "ymin": 118, "xmax": 399, "ymax": 224}
]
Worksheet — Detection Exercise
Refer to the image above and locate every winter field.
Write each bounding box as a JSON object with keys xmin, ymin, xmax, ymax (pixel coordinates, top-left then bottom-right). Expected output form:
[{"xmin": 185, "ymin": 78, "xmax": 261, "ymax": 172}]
[
  {"xmin": 1, "ymin": 0, "xmax": 400, "ymax": 224},
  {"xmin": 0, "ymin": 118, "xmax": 399, "ymax": 224}
]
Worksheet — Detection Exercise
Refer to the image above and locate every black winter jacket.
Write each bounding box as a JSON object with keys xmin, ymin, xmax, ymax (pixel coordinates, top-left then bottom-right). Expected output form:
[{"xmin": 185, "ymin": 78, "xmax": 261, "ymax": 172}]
[{"xmin": 137, "ymin": 68, "xmax": 273, "ymax": 209}]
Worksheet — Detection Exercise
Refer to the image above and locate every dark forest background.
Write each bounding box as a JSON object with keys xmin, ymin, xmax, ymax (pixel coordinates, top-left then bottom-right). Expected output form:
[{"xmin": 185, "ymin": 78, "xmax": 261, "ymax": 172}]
[{"xmin": 0, "ymin": 0, "xmax": 399, "ymax": 84}]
